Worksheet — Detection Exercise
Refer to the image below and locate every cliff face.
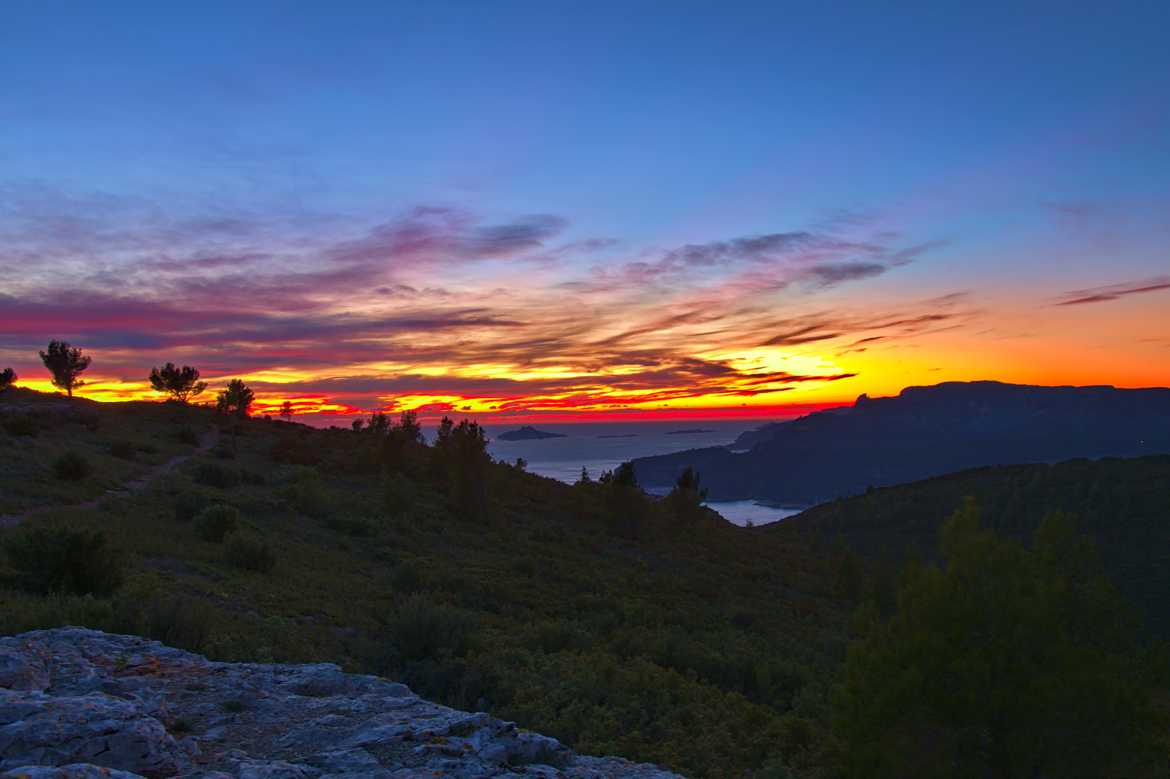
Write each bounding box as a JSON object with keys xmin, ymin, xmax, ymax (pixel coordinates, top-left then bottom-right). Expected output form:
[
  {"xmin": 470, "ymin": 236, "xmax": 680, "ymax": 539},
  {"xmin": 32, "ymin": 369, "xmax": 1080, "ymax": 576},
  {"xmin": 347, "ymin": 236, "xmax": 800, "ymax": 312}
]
[
  {"xmin": 0, "ymin": 628, "xmax": 682, "ymax": 779},
  {"xmin": 632, "ymin": 381, "xmax": 1170, "ymax": 504}
]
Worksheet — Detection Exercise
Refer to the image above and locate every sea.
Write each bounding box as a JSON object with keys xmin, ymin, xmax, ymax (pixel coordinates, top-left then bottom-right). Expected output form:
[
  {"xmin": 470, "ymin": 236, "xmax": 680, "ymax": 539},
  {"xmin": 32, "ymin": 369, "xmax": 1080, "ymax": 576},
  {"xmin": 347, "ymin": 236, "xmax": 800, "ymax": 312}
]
[{"xmin": 479, "ymin": 420, "xmax": 802, "ymax": 527}]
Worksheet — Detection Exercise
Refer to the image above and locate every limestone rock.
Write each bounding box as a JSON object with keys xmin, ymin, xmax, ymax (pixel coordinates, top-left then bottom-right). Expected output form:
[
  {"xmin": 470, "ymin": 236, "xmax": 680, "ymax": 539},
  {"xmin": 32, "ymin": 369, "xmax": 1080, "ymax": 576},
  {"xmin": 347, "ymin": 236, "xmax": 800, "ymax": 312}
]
[{"xmin": 0, "ymin": 629, "xmax": 683, "ymax": 779}]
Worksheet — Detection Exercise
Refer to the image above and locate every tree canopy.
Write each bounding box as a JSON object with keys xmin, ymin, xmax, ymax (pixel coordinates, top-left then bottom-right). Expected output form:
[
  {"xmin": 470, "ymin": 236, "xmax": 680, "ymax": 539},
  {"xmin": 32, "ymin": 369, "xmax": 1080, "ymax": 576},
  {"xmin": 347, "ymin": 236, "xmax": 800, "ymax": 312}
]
[
  {"xmin": 148, "ymin": 363, "xmax": 207, "ymax": 403},
  {"xmin": 0, "ymin": 368, "xmax": 15, "ymax": 393},
  {"xmin": 216, "ymin": 379, "xmax": 255, "ymax": 418},
  {"xmin": 834, "ymin": 498, "xmax": 1167, "ymax": 778},
  {"xmin": 39, "ymin": 341, "xmax": 90, "ymax": 397}
]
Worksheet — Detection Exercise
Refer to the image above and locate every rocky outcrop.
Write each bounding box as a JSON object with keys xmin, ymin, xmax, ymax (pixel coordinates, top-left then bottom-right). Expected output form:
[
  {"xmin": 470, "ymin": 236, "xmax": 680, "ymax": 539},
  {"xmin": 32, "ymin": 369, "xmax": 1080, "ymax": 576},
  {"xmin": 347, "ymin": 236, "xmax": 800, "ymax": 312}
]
[{"xmin": 0, "ymin": 629, "xmax": 682, "ymax": 779}]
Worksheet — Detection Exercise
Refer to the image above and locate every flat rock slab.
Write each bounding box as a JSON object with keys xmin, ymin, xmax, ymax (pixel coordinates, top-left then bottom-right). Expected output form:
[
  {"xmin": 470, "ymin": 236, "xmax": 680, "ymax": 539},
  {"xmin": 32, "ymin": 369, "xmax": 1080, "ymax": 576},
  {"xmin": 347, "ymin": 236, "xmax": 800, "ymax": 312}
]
[{"xmin": 0, "ymin": 629, "xmax": 682, "ymax": 779}]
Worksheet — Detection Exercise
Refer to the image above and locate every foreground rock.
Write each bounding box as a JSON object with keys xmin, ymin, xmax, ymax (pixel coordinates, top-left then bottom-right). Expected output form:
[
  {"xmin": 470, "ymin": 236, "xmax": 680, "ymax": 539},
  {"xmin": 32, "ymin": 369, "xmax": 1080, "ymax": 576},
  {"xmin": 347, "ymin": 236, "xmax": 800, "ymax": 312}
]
[{"xmin": 0, "ymin": 628, "xmax": 681, "ymax": 779}]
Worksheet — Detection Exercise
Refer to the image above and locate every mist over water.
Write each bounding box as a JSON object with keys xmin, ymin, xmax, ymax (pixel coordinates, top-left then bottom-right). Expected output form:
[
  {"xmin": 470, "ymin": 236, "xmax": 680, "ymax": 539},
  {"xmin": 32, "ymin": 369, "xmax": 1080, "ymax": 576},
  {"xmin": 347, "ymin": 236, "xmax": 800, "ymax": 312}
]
[{"xmin": 481, "ymin": 420, "xmax": 802, "ymax": 526}]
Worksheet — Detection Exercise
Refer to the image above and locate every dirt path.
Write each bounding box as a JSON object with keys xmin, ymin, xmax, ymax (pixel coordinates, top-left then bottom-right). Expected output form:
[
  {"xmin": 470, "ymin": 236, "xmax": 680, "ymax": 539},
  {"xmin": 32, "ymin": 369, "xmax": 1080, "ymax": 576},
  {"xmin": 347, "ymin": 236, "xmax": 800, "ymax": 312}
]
[{"xmin": 0, "ymin": 427, "xmax": 219, "ymax": 529}]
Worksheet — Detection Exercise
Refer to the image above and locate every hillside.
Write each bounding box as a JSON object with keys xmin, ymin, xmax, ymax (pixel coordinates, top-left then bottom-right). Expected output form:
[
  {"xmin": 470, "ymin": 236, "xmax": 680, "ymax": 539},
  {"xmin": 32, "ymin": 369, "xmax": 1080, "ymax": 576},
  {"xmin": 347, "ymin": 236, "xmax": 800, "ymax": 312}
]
[
  {"xmin": 632, "ymin": 381, "xmax": 1170, "ymax": 503},
  {"xmin": 770, "ymin": 456, "xmax": 1170, "ymax": 635},
  {"xmin": 0, "ymin": 388, "xmax": 850, "ymax": 778}
]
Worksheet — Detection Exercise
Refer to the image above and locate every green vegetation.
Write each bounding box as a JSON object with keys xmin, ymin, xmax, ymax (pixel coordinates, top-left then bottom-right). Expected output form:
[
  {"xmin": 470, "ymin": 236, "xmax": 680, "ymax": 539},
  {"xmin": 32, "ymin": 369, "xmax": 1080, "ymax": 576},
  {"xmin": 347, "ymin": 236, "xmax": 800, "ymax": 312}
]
[
  {"xmin": 1, "ymin": 387, "xmax": 1167, "ymax": 777},
  {"xmin": 774, "ymin": 456, "xmax": 1170, "ymax": 636},
  {"xmin": 835, "ymin": 500, "xmax": 1167, "ymax": 778},
  {"xmin": 193, "ymin": 504, "xmax": 240, "ymax": 542},
  {"xmin": 4, "ymin": 525, "xmax": 123, "ymax": 595},
  {"xmin": 52, "ymin": 451, "xmax": 92, "ymax": 481}
]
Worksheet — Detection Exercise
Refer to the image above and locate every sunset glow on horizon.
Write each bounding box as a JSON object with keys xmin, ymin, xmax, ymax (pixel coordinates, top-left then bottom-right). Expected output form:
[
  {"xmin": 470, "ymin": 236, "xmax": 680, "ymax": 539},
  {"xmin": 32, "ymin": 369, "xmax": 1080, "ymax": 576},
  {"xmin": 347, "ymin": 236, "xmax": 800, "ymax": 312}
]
[{"xmin": 2, "ymin": 4, "xmax": 1168, "ymax": 424}]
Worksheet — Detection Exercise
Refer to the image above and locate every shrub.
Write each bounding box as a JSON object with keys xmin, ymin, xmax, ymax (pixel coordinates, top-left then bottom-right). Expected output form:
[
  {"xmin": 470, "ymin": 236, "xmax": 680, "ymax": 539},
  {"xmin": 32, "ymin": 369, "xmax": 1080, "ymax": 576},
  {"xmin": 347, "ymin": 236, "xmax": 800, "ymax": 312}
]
[
  {"xmin": 174, "ymin": 426, "xmax": 199, "ymax": 445},
  {"xmin": 212, "ymin": 443, "xmax": 236, "ymax": 460},
  {"xmin": 383, "ymin": 471, "xmax": 418, "ymax": 515},
  {"xmin": 194, "ymin": 504, "xmax": 240, "ymax": 542},
  {"xmin": 223, "ymin": 533, "xmax": 276, "ymax": 573},
  {"xmin": 5, "ymin": 526, "xmax": 123, "ymax": 596},
  {"xmin": 52, "ymin": 451, "xmax": 92, "ymax": 481},
  {"xmin": 109, "ymin": 440, "xmax": 136, "ymax": 460},
  {"xmin": 193, "ymin": 462, "xmax": 239, "ymax": 489},
  {"xmin": 137, "ymin": 594, "xmax": 214, "ymax": 652},
  {"xmin": 284, "ymin": 473, "xmax": 330, "ymax": 518},
  {"xmin": 174, "ymin": 492, "xmax": 211, "ymax": 522},
  {"xmin": 3, "ymin": 414, "xmax": 39, "ymax": 437},
  {"xmin": 385, "ymin": 593, "xmax": 474, "ymax": 663}
]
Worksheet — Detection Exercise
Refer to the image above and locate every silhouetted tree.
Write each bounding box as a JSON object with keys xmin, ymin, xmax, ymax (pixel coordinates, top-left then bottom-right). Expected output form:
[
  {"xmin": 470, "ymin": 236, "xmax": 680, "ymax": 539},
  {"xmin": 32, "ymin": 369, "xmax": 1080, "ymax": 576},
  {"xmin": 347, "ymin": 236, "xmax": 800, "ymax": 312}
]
[
  {"xmin": 367, "ymin": 412, "xmax": 391, "ymax": 436},
  {"xmin": 279, "ymin": 401, "xmax": 294, "ymax": 422},
  {"xmin": 600, "ymin": 461, "xmax": 646, "ymax": 537},
  {"xmin": 434, "ymin": 417, "xmax": 491, "ymax": 521},
  {"xmin": 352, "ymin": 417, "xmax": 365, "ymax": 432},
  {"xmin": 397, "ymin": 410, "xmax": 422, "ymax": 443},
  {"xmin": 0, "ymin": 367, "xmax": 15, "ymax": 393},
  {"xmin": 148, "ymin": 362, "xmax": 207, "ymax": 403},
  {"xmin": 576, "ymin": 466, "xmax": 592, "ymax": 485},
  {"xmin": 381, "ymin": 410, "xmax": 425, "ymax": 474},
  {"xmin": 39, "ymin": 340, "xmax": 90, "ymax": 397},
  {"xmin": 215, "ymin": 379, "xmax": 254, "ymax": 419},
  {"xmin": 666, "ymin": 466, "xmax": 708, "ymax": 521},
  {"xmin": 835, "ymin": 499, "xmax": 1166, "ymax": 778}
]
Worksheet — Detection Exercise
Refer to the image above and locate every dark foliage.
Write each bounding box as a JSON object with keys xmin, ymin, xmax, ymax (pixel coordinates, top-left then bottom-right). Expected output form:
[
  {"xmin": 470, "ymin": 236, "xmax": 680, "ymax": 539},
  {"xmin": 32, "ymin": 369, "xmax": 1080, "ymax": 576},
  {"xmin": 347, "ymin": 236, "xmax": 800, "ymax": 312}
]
[
  {"xmin": 52, "ymin": 451, "xmax": 91, "ymax": 481},
  {"xmin": 149, "ymin": 363, "xmax": 208, "ymax": 403},
  {"xmin": 193, "ymin": 461, "xmax": 240, "ymax": 489},
  {"xmin": 433, "ymin": 417, "xmax": 491, "ymax": 521},
  {"xmin": 0, "ymin": 367, "xmax": 16, "ymax": 393},
  {"xmin": 193, "ymin": 504, "xmax": 240, "ymax": 542},
  {"xmin": 4, "ymin": 413, "xmax": 40, "ymax": 437},
  {"xmin": 224, "ymin": 533, "xmax": 276, "ymax": 573},
  {"xmin": 109, "ymin": 440, "xmax": 136, "ymax": 460},
  {"xmin": 39, "ymin": 340, "xmax": 91, "ymax": 397},
  {"xmin": 174, "ymin": 491, "xmax": 212, "ymax": 522},
  {"xmin": 216, "ymin": 379, "xmax": 254, "ymax": 418},
  {"xmin": 835, "ymin": 501, "xmax": 1167, "ymax": 777},
  {"xmin": 5, "ymin": 526, "xmax": 123, "ymax": 596},
  {"xmin": 776, "ymin": 456, "xmax": 1170, "ymax": 635}
]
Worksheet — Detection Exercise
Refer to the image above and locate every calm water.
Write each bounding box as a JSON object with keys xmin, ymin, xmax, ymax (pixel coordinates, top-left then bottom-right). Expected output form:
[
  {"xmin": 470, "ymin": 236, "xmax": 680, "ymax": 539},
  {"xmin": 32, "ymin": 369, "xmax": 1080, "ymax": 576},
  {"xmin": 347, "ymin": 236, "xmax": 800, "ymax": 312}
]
[{"xmin": 480, "ymin": 420, "xmax": 801, "ymax": 526}]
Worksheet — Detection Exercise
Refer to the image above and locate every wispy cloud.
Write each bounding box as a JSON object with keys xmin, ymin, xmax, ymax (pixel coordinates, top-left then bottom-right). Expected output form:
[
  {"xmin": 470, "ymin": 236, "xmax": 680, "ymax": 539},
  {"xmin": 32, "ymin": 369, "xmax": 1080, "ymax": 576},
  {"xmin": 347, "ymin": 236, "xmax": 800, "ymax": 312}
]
[{"xmin": 1055, "ymin": 276, "xmax": 1170, "ymax": 306}]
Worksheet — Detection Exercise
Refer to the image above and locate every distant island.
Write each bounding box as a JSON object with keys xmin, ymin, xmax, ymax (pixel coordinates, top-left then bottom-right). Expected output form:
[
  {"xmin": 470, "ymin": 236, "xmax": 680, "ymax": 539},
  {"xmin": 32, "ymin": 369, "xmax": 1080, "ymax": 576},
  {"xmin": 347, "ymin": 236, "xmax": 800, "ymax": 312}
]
[
  {"xmin": 666, "ymin": 428, "xmax": 715, "ymax": 435},
  {"xmin": 598, "ymin": 433, "xmax": 639, "ymax": 439},
  {"xmin": 496, "ymin": 425, "xmax": 567, "ymax": 441}
]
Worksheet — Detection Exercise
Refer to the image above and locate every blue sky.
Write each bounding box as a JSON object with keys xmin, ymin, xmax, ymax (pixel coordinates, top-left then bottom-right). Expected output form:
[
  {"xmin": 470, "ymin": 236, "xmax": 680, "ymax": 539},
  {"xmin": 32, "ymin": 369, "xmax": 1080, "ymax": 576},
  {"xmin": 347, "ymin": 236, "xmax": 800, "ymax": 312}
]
[{"xmin": 1, "ymin": 2, "xmax": 1168, "ymax": 418}]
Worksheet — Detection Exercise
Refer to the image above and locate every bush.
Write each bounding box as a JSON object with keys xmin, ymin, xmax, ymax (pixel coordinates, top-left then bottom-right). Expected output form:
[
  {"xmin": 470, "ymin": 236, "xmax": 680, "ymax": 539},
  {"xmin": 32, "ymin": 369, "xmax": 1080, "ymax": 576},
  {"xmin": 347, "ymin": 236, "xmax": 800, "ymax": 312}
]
[
  {"xmin": 224, "ymin": 533, "xmax": 276, "ymax": 573},
  {"xmin": 284, "ymin": 473, "xmax": 330, "ymax": 518},
  {"xmin": 194, "ymin": 504, "xmax": 240, "ymax": 542},
  {"xmin": 52, "ymin": 451, "xmax": 92, "ymax": 481},
  {"xmin": 193, "ymin": 462, "xmax": 239, "ymax": 489},
  {"xmin": 174, "ymin": 492, "xmax": 212, "ymax": 522},
  {"xmin": 175, "ymin": 426, "xmax": 199, "ymax": 445},
  {"xmin": 385, "ymin": 594, "xmax": 474, "ymax": 663},
  {"xmin": 4, "ymin": 414, "xmax": 39, "ymax": 437},
  {"xmin": 5, "ymin": 526, "xmax": 123, "ymax": 595},
  {"xmin": 137, "ymin": 594, "xmax": 214, "ymax": 652},
  {"xmin": 384, "ymin": 471, "xmax": 418, "ymax": 515},
  {"xmin": 212, "ymin": 443, "xmax": 236, "ymax": 460},
  {"xmin": 109, "ymin": 440, "xmax": 136, "ymax": 460}
]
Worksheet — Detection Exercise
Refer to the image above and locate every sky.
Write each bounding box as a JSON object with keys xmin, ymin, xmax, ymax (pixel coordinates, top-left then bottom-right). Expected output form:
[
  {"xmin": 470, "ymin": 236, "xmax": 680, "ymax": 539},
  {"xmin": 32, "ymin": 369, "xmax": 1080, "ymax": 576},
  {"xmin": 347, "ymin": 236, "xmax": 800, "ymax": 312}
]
[{"xmin": 1, "ymin": 1, "xmax": 1168, "ymax": 422}]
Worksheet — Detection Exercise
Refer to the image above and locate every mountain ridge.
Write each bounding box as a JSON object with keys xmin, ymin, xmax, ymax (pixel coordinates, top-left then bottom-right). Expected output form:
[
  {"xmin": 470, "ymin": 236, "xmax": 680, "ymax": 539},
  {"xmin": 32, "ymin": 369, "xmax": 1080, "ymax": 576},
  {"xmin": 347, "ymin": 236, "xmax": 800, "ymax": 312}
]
[{"xmin": 632, "ymin": 381, "xmax": 1170, "ymax": 504}]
